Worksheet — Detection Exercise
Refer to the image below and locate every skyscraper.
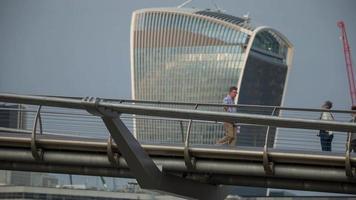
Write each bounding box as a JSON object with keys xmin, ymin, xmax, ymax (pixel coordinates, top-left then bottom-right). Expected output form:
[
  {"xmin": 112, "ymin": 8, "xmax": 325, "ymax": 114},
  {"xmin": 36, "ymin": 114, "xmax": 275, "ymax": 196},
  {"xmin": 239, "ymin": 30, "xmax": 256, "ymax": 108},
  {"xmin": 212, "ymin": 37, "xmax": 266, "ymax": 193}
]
[{"xmin": 130, "ymin": 7, "xmax": 293, "ymax": 146}]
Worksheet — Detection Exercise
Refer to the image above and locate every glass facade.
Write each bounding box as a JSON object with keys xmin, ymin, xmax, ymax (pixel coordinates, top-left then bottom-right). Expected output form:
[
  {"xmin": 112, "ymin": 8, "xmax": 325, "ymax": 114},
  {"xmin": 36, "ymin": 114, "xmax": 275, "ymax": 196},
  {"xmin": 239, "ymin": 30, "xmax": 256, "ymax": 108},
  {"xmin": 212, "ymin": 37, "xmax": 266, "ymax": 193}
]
[
  {"xmin": 132, "ymin": 11, "xmax": 249, "ymax": 103},
  {"xmin": 236, "ymin": 30, "xmax": 290, "ymax": 147},
  {"xmin": 237, "ymin": 53, "xmax": 288, "ymax": 146},
  {"xmin": 131, "ymin": 8, "xmax": 293, "ymax": 145}
]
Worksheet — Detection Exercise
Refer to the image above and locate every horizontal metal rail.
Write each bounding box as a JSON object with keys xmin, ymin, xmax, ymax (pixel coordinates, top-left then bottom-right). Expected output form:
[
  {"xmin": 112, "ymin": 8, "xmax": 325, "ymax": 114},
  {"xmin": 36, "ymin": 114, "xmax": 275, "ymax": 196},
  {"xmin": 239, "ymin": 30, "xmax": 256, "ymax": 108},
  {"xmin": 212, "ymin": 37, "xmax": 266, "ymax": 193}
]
[
  {"xmin": 0, "ymin": 148, "xmax": 352, "ymax": 183},
  {"xmin": 1, "ymin": 93, "xmax": 356, "ymax": 132},
  {"xmin": 1, "ymin": 158, "xmax": 355, "ymax": 194},
  {"xmin": 0, "ymin": 146, "xmax": 355, "ymax": 194},
  {"xmin": 0, "ymin": 132, "xmax": 354, "ymax": 168},
  {"xmin": 187, "ymin": 174, "xmax": 356, "ymax": 194},
  {"xmin": 42, "ymin": 94, "xmax": 356, "ymax": 114}
]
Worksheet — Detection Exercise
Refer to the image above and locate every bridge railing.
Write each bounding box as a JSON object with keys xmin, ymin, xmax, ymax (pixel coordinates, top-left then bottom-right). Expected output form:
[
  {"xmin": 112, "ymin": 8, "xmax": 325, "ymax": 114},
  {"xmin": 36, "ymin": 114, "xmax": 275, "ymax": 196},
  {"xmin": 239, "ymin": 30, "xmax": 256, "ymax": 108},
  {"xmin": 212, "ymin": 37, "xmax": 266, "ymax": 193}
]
[
  {"xmin": 111, "ymin": 99, "xmax": 355, "ymax": 153},
  {"xmin": 0, "ymin": 96, "xmax": 355, "ymax": 154},
  {"xmin": 1, "ymin": 93, "xmax": 356, "ymax": 196}
]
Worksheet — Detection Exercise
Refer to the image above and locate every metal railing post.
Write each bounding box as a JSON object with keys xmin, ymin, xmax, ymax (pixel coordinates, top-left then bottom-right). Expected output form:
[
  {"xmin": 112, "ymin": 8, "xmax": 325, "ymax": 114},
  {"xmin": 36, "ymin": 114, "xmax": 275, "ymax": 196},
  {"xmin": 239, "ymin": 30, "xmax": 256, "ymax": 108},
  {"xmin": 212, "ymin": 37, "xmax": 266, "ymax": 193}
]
[
  {"xmin": 31, "ymin": 105, "xmax": 43, "ymax": 161},
  {"xmin": 179, "ymin": 121, "xmax": 184, "ymax": 143},
  {"xmin": 184, "ymin": 104, "xmax": 199, "ymax": 170},
  {"xmin": 263, "ymin": 107, "xmax": 278, "ymax": 175},
  {"xmin": 107, "ymin": 136, "xmax": 120, "ymax": 166},
  {"xmin": 345, "ymin": 118, "xmax": 355, "ymax": 177},
  {"xmin": 16, "ymin": 104, "xmax": 24, "ymax": 129}
]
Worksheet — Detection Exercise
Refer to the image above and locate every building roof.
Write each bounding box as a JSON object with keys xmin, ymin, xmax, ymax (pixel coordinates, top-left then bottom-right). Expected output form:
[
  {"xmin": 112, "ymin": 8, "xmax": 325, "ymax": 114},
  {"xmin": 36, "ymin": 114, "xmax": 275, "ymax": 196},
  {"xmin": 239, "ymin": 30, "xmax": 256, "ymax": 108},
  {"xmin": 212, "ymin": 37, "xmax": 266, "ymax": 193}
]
[
  {"xmin": 133, "ymin": 7, "xmax": 293, "ymax": 50},
  {"xmin": 194, "ymin": 10, "xmax": 254, "ymax": 31},
  {"xmin": 133, "ymin": 7, "xmax": 255, "ymax": 31}
]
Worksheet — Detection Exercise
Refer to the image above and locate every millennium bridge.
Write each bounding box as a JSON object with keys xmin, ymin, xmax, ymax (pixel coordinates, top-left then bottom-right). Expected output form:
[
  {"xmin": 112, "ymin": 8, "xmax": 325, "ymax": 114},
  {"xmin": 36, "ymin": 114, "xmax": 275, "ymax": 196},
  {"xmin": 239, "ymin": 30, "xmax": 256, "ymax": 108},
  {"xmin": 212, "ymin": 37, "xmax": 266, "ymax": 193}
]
[{"xmin": 0, "ymin": 93, "xmax": 355, "ymax": 199}]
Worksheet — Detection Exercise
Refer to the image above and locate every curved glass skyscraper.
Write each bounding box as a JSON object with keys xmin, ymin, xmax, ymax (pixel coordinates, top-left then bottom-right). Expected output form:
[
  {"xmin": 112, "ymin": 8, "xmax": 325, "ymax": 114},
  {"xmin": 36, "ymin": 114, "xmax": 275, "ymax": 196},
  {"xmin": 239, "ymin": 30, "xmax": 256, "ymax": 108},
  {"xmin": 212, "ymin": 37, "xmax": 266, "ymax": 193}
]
[{"xmin": 130, "ymin": 8, "xmax": 294, "ymax": 145}]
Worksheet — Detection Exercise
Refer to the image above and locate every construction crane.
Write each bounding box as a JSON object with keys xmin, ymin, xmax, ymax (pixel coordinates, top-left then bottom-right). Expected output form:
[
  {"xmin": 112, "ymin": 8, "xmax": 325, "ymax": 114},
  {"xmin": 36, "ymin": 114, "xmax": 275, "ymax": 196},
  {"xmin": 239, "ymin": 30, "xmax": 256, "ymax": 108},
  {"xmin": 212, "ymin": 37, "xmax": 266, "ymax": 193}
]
[{"xmin": 337, "ymin": 20, "xmax": 356, "ymax": 107}]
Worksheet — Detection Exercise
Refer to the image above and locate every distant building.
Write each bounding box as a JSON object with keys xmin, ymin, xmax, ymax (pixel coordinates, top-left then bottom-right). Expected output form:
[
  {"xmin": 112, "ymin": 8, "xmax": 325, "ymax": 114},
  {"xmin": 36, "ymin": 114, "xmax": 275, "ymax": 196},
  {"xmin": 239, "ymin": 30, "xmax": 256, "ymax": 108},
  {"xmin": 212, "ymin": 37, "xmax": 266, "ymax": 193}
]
[
  {"xmin": 0, "ymin": 170, "xmax": 58, "ymax": 188},
  {"xmin": 0, "ymin": 186, "xmax": 184, "ymax": 200},
  {"xmin": 0, "ymin": 105, "xmax": 58, "ymax": 189},
  {"xmin": 130, "ymin": 7, "xmax": 294, "ymax": 146}
]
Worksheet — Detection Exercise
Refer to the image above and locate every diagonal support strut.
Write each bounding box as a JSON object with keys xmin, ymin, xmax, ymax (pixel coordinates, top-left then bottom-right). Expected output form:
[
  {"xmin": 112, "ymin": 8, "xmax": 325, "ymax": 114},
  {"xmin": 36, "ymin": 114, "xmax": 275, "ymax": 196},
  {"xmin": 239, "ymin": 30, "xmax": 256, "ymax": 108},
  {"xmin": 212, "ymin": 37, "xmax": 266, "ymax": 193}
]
[{"xmin": 83, "ymin": 97, "xmax": 225, "ymax": 200}]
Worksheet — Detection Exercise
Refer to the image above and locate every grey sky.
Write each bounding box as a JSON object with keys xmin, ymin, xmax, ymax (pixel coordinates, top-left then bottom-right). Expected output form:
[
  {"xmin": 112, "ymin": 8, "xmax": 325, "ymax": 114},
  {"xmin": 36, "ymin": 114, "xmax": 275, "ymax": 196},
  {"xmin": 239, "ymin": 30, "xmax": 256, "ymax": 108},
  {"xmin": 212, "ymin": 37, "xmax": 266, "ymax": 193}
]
[
  {"xmin": 0, "ymin": 0, "xmax": 355, "ymax": 196},
  {"xmin": 0, "ymin": 0, "xmax": 356, "ymax": 110}
]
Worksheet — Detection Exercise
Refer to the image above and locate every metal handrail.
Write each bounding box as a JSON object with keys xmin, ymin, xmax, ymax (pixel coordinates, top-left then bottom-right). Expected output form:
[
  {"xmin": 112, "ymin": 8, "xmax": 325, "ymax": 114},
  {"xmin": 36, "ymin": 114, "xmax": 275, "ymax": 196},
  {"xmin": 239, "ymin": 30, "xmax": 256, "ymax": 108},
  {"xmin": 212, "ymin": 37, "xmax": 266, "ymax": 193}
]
[
  {"xmin": 86, "ymin": 98, "xmax": 356, "ymax": 114},
  {"xmin": 9, "ymin": 93, "xmax": 356, "ymax": 114},
  {"xmin": 1, "ymin": 93, "xmax": 356, "ymax": 133},
  {"xmin": 108, "ymin": 99, "xmax": 355, "ymax": 114}
]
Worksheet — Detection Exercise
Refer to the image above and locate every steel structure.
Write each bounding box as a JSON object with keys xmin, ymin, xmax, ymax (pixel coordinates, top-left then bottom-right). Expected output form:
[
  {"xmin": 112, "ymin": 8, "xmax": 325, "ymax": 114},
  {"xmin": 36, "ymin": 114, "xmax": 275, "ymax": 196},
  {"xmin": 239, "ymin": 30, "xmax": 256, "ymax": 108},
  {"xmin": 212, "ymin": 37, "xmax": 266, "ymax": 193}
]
[
  {"xmin": 0, "ymin": 93, "xmax": 356, "ymax": 199},
  {"xmin": 338, "ymin": 20, "xmax": 356, "ymax": 107}
]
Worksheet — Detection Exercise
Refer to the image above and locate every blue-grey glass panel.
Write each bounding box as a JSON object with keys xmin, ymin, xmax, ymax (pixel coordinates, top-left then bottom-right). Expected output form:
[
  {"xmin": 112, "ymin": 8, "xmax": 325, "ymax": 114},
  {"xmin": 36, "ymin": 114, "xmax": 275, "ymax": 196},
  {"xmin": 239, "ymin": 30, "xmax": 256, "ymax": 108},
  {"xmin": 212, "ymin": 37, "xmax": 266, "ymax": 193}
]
[
  {"xmin": 237, "ymin": 52, "xmax": 288, "ymax": 147},
  {"xmin": 252, "ymin": 30, "xmax": 289, "ymax": 63}
]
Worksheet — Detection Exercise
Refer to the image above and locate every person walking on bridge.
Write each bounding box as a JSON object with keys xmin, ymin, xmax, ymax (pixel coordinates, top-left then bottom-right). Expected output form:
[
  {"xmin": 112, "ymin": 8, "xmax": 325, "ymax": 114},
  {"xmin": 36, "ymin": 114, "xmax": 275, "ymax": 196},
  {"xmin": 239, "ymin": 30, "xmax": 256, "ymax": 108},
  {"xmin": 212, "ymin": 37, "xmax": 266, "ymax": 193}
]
[
  {"xmin": 217, "ymin": 86, "xmax": 238, "ymax": 145},
  {"xmin": 318, "ymin": 101, "xmax": 334, "ymax": 151}
]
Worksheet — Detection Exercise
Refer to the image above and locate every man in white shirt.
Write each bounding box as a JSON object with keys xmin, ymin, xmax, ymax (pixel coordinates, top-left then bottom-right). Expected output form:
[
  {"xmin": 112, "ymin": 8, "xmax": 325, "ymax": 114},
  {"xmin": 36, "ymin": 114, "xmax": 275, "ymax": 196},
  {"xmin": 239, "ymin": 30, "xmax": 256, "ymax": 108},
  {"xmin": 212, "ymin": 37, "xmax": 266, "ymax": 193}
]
[{"xmin": 217, "ymin": 86, "xmax": 238, "ymax": 145}]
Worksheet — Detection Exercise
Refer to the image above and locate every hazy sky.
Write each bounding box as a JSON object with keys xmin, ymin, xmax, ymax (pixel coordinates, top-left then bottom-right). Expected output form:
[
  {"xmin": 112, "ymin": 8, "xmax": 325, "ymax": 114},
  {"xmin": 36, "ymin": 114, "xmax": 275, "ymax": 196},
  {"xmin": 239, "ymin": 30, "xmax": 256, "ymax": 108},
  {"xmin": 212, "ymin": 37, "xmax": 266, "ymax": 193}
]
[
  {"xmin": 0, "ymin": 0, "xmax": 356, "ymax": 110},
  {"xmin": 0, "ymin": 0, "xmax": 355, "ymax": 196}
]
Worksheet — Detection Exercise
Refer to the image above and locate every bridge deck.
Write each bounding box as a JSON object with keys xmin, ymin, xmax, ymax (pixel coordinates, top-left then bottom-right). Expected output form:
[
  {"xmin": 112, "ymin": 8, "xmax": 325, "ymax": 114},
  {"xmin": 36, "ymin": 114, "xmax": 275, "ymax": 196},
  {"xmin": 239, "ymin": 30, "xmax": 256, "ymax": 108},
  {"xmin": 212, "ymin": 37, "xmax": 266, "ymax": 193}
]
[
  {"xmin": 1, "ymin": 94, "xmax": 356, "ymax": 196},
  {"xmin": 0, "ymin": 131, "xmax": 354, "ymax": 167}
]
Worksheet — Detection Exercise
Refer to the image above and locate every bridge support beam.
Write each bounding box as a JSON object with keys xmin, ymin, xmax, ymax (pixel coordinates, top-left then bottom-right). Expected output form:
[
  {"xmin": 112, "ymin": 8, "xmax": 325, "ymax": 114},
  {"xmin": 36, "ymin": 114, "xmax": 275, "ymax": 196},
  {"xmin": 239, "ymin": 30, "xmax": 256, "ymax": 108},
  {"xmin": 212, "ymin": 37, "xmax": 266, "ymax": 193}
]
[
  {"xmin": 83, "ymin": 97, "xmax": 225, "ymax": 200},
  {"xmin": 186, "ymin": 174, "xmax": 356, "ymax": 195}
]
